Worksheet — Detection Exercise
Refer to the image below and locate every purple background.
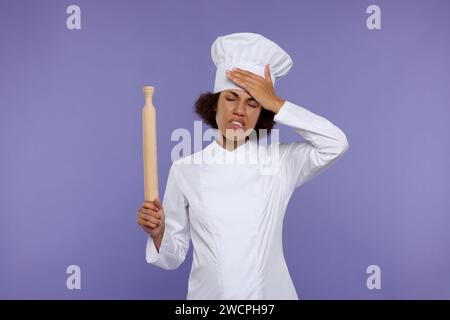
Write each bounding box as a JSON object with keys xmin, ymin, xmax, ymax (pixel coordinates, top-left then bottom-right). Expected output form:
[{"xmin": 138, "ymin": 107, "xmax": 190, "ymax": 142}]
[{"xmin": 1, "ymin": 0, "xmax": 449, "ymax": 299}]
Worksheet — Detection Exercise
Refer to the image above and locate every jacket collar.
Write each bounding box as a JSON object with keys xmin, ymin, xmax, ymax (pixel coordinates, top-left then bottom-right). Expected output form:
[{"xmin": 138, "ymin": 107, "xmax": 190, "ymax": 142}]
[{"xmin": 203, "ymin": 136, "xmax": 260, "ymax": 165}]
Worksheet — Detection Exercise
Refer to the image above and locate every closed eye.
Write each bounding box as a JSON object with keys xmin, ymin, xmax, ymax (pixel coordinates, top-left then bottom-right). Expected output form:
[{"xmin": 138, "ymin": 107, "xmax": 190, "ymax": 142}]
[{"xmin": 227, "ymin": 98, "xmax": 257, "ymax": 107}]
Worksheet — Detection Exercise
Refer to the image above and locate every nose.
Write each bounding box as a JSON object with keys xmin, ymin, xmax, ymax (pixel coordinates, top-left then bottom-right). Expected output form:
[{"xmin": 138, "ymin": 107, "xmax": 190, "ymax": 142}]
[{"xmin": 232, "ymin": 100, "xmax": 246, "ymax": 116}]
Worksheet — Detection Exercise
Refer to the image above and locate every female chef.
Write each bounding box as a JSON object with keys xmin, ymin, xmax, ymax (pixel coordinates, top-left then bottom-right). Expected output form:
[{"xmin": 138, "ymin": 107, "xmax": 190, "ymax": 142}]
[{"xmin": 137, "ymin": 32, "xmax": 349, "ymax": 299}]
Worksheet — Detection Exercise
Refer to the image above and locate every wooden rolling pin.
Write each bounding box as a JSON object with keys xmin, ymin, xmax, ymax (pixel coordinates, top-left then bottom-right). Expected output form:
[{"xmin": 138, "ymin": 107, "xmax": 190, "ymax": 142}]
[{"xmin": 142, "ymin": 86, "xmax": 159, "ymax": 202}]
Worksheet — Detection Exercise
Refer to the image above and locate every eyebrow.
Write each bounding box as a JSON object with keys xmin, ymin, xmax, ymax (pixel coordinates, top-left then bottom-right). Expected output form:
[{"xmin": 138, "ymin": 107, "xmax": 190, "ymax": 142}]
[{"xmin": 226, "ymin": 91, "xmax": 257, "ymax": 102}]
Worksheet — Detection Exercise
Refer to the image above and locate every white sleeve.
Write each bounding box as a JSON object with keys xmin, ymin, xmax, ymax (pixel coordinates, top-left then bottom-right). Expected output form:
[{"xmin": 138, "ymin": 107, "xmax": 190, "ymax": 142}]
[
  {"xmin": 145, "ymin": 163, "xmax": 190, "ymax": 270},
  {"xmin": 273, "ymin": 100, "xmax": 350, "ymax": 189}
]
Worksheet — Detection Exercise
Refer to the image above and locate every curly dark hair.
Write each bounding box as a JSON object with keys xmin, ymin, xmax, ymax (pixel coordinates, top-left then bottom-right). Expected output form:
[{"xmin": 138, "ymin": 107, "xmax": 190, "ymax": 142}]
[{"xmin": 193, "ymin": 91, "xmax": 276, "ymax": 139}]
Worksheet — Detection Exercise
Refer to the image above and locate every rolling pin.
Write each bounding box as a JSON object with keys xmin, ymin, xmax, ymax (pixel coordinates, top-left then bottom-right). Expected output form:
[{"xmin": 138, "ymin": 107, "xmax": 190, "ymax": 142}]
[{"xmin": 142, "ymin": 86, "xmax": 159, "ymax": 202}]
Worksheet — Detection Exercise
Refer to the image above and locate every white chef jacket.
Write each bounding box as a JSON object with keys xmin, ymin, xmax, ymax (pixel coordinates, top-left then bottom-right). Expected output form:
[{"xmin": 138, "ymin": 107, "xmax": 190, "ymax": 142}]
[{"xmin": 146, "ymin": 100, "xmax": 349, "ymax": 300}]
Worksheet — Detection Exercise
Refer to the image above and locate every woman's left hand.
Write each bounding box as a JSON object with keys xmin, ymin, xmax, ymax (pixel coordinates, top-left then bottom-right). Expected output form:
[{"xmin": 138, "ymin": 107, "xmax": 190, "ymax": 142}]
[{"xmin": 226, "ymin": 64, "xmax": 285, "ymax": 113}]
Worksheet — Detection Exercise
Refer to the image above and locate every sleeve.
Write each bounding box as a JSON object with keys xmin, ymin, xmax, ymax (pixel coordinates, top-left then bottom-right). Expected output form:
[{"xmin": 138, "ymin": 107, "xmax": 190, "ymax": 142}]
[
  {"xmin": 273, "ymin": 100, "xmax": 350, "ymax": 190},
  {"xmin": 145, "ymin": 163, "xmax": 190, "ymax": 270}
]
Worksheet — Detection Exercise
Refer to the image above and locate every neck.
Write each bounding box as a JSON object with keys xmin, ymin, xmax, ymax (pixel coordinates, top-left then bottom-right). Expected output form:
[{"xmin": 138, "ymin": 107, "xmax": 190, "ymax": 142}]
[{"xmin": 217, "ymin": 134, "xmax": 249, "ymax": 151}]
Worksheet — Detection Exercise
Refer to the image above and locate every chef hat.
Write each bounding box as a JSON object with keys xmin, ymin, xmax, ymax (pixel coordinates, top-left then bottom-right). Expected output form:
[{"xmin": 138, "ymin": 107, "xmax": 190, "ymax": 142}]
[{"xmin": 211, "ymin": 32, "xmax": 293, "ymax": 93}]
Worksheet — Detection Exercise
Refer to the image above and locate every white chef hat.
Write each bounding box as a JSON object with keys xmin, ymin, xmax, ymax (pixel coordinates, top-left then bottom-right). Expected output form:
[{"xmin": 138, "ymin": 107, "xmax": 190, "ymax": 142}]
[{"xmin": 211, "ymin": 32, "xmax": 293, "ymax": 93}]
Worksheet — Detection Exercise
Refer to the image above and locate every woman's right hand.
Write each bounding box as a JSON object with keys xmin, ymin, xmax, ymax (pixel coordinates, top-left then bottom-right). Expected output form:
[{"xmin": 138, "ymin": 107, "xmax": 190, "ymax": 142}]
[{"xmin": 137, "ymin": 197, "xmax": 165, "ymax": 240}]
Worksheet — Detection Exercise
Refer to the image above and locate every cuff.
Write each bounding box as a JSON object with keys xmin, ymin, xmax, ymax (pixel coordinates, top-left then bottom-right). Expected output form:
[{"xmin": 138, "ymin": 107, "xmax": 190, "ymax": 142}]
[
  {"xmin": 145, "ymin": 232, "xmax": 170, "ymax": 264},
  {"xmin": 273, "ymin": 100, "xmax": 324, "ymax": 128}
]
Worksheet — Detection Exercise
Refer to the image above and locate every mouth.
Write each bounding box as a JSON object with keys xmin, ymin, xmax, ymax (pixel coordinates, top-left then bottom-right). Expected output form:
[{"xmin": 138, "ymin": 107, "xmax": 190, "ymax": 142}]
[{"xmin": 229, "ymin": 120, "xmax": 245, "ymax": 130}]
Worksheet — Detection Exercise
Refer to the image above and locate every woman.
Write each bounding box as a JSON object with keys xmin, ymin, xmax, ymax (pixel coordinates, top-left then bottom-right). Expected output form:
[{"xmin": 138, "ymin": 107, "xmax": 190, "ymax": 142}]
[{"xmin": 137, "ymin": 33, "xmax": 349, "ymax": 299}]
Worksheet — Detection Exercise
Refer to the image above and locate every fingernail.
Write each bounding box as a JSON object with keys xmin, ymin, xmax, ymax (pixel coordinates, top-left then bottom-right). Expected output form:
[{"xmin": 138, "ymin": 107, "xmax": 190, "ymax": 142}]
[{"xmin": 232, "ymin": 67, "xmax": 237, "ymax": 71}]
